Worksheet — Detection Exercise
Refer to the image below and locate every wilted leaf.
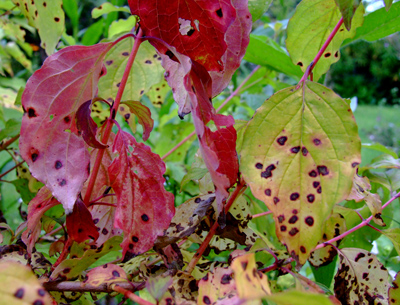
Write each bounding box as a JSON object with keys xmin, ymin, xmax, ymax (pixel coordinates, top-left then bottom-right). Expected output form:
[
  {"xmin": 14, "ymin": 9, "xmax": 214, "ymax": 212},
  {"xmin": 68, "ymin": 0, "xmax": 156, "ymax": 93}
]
[
  {"xmin": 0, "ymin": 262, "xmax": 52, "ymax": 304},
  {"xmin": 334, "ymin": 248, "xmax": 390, "ymax": 304},
  {"xmin": 120, "ymin": 100, "xmax": 153, "ymax": 141},
  {"xmin": 286, "ymin": 0, "xmax": 364, "ymax": 81},
  {"xmin": 84, "ymin": 264, "xmax": 128, "ymax": 287},
  {"xmin": 19, "ymin": 42, "xmax": 113, "ymax": 213},
  {"xmin": 12, "ymin": 0, "xmax": 64, "ymax": 55},
  {"xmin": 334, "ymin": 0, "xmax": 362, "ymax": 30},
  {"xmin": 240, "ymin": 82, "xmax": 361, "ymax": 263},
  {"xmin": 382, "ymin": 228, "xmax": 400, "ymax": 256},
  {"xmin": 108, "ymin": 130, "xmax": 174, "ymax": 259},
  {"xmin": 389, "ymin": 271, "xmax": 400, "ymax": 305}
]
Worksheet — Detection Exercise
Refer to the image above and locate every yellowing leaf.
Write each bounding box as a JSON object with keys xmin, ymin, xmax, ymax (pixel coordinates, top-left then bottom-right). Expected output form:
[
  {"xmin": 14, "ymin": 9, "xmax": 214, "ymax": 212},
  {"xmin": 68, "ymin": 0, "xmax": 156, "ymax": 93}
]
[
  {"xmin": 390, "ymin": 271, "xmax": 400, "ymax": 305},
  {"xmin": 241, "ymin": 82, "xmax": 360, "ymax": 263},
  {"xmin": 146, "ymin": 79, "xmax": 171, "ymax": 107},
  {"xmin": 265, "ymin": 290, "xmax": 336, "ymax": 305},
  {"xmin": 84, "ymin": 264, "xmax": 128, "ymax": 287},
  {"xmin": 0, "ymin": 262, "xmax": 52, "ymax": 305},
  {"xmin": 382, "ymin": 228, "xmax": 400, "ymax": 256},
  {"xmin": 286, "ymin": 0, "xmax": 364, "ymax": 81},
  {"xmin": 334, "ymin": 248, "xmax": 390, "ymax": 304}
]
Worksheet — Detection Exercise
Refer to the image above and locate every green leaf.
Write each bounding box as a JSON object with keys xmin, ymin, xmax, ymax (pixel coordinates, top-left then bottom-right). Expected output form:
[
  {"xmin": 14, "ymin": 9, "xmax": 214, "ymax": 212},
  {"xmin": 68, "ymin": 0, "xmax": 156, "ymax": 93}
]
[
  {"xmin": 286, "ymin": 0, "xmax": 364, "ymax": 81},
  {"xmin": 334, "ymin": 0, "xmax": 362, "ymax": 30},
  {"xmin": 81, "ymin": 19, "xmax": 104, "ymax": 46},
  {"xmin": 265, "ymin": 290, "xmax": 336, "ymax": 305},
  {"xmin": 180, "ymin": 167, "xmax": 208, "ymax": 191},
  {"xmin": 244, "ymin": 35, "xmax": 303, "ymax": 80},
  {"xmin": 343, "ymin": 1, "xmax": 400, "ymax": 44},
  {"xmin": 11, "ymin": 179, "xmax": 36, "ymax": 204},
  {"xmin": 4, "ymin": 42, "xmax": 31, "ymax": 71},
  {"xmin": 97, "ymin": 38, "xmax": 164, "ymax": 105},
  {"xmin": 362, "ymin": 143, "xmax": 398, "ymax": 159},
  {"xmin": 248, "ymin": 0, "xmax": 273, "ymax": 22},
  {"xmin": 108, "ymin": 15, "xmax": 137, "ymax": 38},
  {"xmin": 92, "ymin": 2, "xmax": 130, "ymax": 19},
  {"xmin": 62, "ymin": 0, "xmax": 78, "ymax": 35},
  {"xmin": 389, "ymin": 271, "xmax": 400, "ymax": 305},
  {"xmin": 240, "ymin": 81, "xmax": 361, "ymax": 263},
  {"xmin": 12, "ymin": 0, "xmax": 64, "ymax": 55},
  {"xmin": 364, "ymin": 154, "xmax": 400, "ymax": 170},
  {"xmin": 0, "ymin": 118, "xmax": 21, "ymax": 141},
  {"xmin": 382, "ymin": 228, "xmax": 400, "ymax": 256},
  {"xmin": 383, "ymin": 0, "xmax": 394, "ymax": 11}
]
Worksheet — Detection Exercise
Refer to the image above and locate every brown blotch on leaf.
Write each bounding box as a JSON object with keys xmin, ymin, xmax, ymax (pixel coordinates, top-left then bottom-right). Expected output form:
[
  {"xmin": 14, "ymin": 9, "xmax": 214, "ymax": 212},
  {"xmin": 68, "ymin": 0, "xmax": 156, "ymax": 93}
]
[
  {"xmin": 273, "ymin": 197, "xmax": 280, "ymax": 204},
  {"xmin": 63, "ymin": 116, "xmax": 70, "ymax": 123},
  {"xmin": 122, "ymin": 52, "xmax": 129, "ymax": 56},
  {"xmin": 334, "ymin": 51, "xmax": 339, "ymax": 58},
  {"xmin": 14, "ymin": 288, "xmax": 24, "ymax": 299},
  {"xmin": 132, "ymin": 236, "xmax": 139, "ymax": 242},
  {"xmin": 280, "ymin": 225, "xmax": 287, "ymax": 232},
  {"xmin": 289, "ymin": 228, "xmax": 299, "ymax": 236},
  {"xmin": 59, "ymin": 179, "xmax": 66, "ymax": 186},
  {"xmin": 352, "ymin": 162, "xmax": 360, "ymax": 168},
  {"xmin": 305, "ymin": 216, "xmax": 314, "ymax": 226},
  {"xmin": 302, "ymin": 147, "xmax": 308, "ymax": 156},
  {"xmin": 54, "ymin": 17, "xmax": 60, "ymax": 22},
  {"xmin": 300, "ymin": 246, "xmax": 306, "ymax": 253},
  {"xmin": 31, "ymin": 153, "xmax": 38, "ymax": 162},
  {"xmin": 102, "ymin": 228, "xmax": 109, "ymax": 235},
  {"xmin": 261, "ymin": 164, "xmax": 276, "ymax": 179},
  {"xmin": 43, "ymin": 2, "xmax": 47, "ymax": 7},
  {"xmin": 221, "ymin": 274, "xmax": 231, "ymax": 284},
  {"xmin": 309, "ymin": 170, "xmax": 317, "ymax": 177},
  {"xmin": 317, "ymin": 186, "xmax": 322, "ymax": 193},
  {"xmin": 278, "ymin": 215, "xmax": 285, "ymax": 223},
  {"xmin": 292, "ymin": 209, "xmax": 298, "ymax": 214},
  {"xmin": 106, "ymin": 60, "xmax": 113, "ymax": 65},
  {"xmin": 317, "ymin": 165, "xmax": 329, "ymax": 176},
  {"xmin": 112, "ymin": 270, "xmax": 120, "ymax": 277},
  {"xmin": 55, "ymin": 161, "xmax": 63, "ymax": 169},
  {"xmin": 141, "ymin": 214, "xmax": 149, "ymax": 222},
  {"xmin": 216, "ymin": 8, "xmax": 223, "ymax": 17},
  {"xmin": 291, "ymin": 146, "xmax": 300, "ymax": 154},
  {"xmin": 264, "ymin": 189, "xmax": 271, "ymax": 196},
  {"xmin": 277, "ymin": 136, "xmax": 287, "ymax": 145},
  {"xmin": 289, "ymin": 215, "xmax": 298, "ymax": 224},
  {"xmin": 290, "ymin": 193, "xmax": 299, "ymax": 201},
  {"xmin": 28, "ymin": 108, "xmax": 37, "ymax": 118},
  {"xmin": 203, "ymin": 296, "xmax": 211, "ymax": 304},
  {"xmin": 324, "ymin": 52, "xmax": 331, "ymax": 58},
  {"xmin": 63, "ymin": 268, "xmax": 71, "ymax": 274},
  {"xmin": 255, "ymin": 163, "xmax": 263, "ymax": 169},
  {"xmin": 145, "ymin": 60, "xmax": 152, "ymax": 64},
  {"xmin": 313, "ymin": 138, "xmax": 321, "ymax": 145},
  {"xmin": 297, "ymin": 62, "xmax": 303, "ymax": 67},
  {"xmin": 307, "ymin": 194, "xmax": 315, "ymax": 203},
  {"xmin": 313, "ymin": 181, "xmax": 320, "ymax": 188}
]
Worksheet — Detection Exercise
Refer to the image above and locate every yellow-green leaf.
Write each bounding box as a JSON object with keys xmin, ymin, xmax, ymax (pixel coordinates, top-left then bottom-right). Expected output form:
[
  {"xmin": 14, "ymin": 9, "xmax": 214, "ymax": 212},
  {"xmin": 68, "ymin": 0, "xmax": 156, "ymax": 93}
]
[
  {"xmin": 145, "ymin": 79, "xmax": 171, "ymax": 107},
  {"xmin": 286, "ymin": 0, "xmax": 364, "ymax": 81},
  {"xmin": 265, "ymin": 290, "xmax": 337, "ymax": 305},
  {"xmin": 84, "ymin": 264, "xmax": 128, "ymax": 287},
  {"xmin": 240, "ymin": 82, "xmax": 361, "ymax": 264},
  {"xmin": 334, "ymin": 0, "xmax": 362, "ymax": 30},
  {"xmin": 382, "ymin": 228, "xmax": 400, "ymax": 256},
  {"xmin": 390, "ymin": 271, "xmax": 400, "ymax": 305},
  {"xmin": 198, "ymin": 267, "xmax": 237, "ymax": 304}
]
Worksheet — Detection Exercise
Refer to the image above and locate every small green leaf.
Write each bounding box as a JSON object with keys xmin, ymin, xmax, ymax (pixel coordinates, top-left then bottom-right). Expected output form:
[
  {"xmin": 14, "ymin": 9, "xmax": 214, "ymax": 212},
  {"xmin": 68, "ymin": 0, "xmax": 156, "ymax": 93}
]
[
  {"xmin": 265, "ymin": 290, "xmax": 336, "ymax": 305},
  {"xmin": 81, "ymin": 19, "xmax": 104, "ymax": 46},
  {"xmin": 92, "ymin": 2, "xmax": 130, "ymax": 19},
  {"xmin": 240, "ymin": 82, "xmax": 361, "ymax": 263},
  {"xmin": 383, "ymin": 0, "xmax": 394, "ymax": 11},
  {"xmin": 0, "ymin": 118, "xmax": 21, "ymax": 141},
  {"xmin": 248, "ymin": 0, "xmax": 273, "ymax": 22},
  {"xmin": 334, "ymin": 0, "xmax": 362, "ymax": 30},
  {"xmin": 108, "ymin": 16, "xmax": 137, "ymax": 38},
  {"xmin": 382, "ymin": 228, "xmax": 400, "ymax": 256},
  {"xmin": 286, "ymin": 0, "xmax": 364, "ymax": 81},
  {"xmin": 362, "ymin": 143, "xmax": 398, "ymax": 159},
  {"xmin": 180, "ymin": 167, "xmax": 209, "ymax": 191},
  {"xmin": 4, "ymin": 42, "xmax": 31, "ymax": 71},
  {"xmin": 389, "ymin": 271, "xmax": 400, "ymax": 305}
]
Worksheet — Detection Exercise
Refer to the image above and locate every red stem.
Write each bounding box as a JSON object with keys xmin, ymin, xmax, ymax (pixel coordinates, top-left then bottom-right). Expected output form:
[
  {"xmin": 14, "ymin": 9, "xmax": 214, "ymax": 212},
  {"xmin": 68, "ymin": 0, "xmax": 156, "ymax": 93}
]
[
  {"xmin": 0, "ymin": 160, "xmax": 25, "ymax": 179},
  {"xmin": 296, "ymin": 17, "xmax": 344, "ymax": 89},
  {"xmin": 83, "ymin": 29, "xmax": 144, "ymax": 205},
  {"xmin": 252, "ymin": 211, "xmax": 272, "ymax": 219},
  {"xmin": 0, "ymin": 134, "xmax": 20, "ymax": 152}
]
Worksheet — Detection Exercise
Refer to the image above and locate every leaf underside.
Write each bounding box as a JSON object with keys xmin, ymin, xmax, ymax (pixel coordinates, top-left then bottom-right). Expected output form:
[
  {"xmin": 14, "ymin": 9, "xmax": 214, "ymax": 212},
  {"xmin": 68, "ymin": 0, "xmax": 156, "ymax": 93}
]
[{"xmin": 240, "ymin": 81, "xmax": 361, "ymax": 263}]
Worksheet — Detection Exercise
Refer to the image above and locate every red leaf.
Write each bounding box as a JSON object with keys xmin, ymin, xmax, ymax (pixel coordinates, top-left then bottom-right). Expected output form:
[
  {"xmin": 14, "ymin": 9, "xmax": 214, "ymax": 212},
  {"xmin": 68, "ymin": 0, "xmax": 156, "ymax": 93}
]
[
  {"xmin": 21, "ymin": 187, "xmax": 60, "ymax": 254},
  {"xmin": 19, "ymin": 43, "xmax": 113, "ymax": 213},
  {"xmin": 128, "ymin": 0, "xmax": 236, "ymax": 71},
  {"xmin": 76, "ymin": 100, "xmax": 108, "ymax": 149},
  {"xmin": 66, "ymin": 197, "xmax": 100, "ymax": 243},
  {"xmin": 108, "ymin": 130, "xmax": 175, "ymax": 259},
  {"xmin": 120, "ymin": 100, "xmax": 154, "ymax": 141}
]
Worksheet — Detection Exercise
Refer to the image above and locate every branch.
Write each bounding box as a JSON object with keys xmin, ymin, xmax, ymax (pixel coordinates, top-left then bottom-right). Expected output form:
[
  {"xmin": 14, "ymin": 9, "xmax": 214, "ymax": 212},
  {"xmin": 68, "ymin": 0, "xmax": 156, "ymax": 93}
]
[
  {"xmin": 314, "ymin": 191, "xmax": 400, "ymax": 251},
  {"xmin": 185, "ymin": 180, "xmax": 247, "ymax": 274},
  {"xmin": 0, "ymin": 134, "xmax": 20, "ymax": 152},
  {"xmin": 43, "ymin": 280, "xmax": 144, "ymax": 293}
]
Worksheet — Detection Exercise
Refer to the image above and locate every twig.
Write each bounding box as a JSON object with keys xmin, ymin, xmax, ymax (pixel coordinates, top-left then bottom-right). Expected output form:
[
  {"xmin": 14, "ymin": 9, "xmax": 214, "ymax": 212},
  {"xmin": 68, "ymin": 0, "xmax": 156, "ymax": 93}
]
[
  {"xmin": 0, "ymin": 134, "xmax": 20, "ymax": 152},
  {"xmin": 113, "ymin": 284, "xmax": 155, "ymax": 305},
  {"xmin": 252, "ymin": 211, "xmax": 273, "ymax": 219},
  {"xmin": 0, "ymin": 160, "xmax": 25, "ymax": 179}
]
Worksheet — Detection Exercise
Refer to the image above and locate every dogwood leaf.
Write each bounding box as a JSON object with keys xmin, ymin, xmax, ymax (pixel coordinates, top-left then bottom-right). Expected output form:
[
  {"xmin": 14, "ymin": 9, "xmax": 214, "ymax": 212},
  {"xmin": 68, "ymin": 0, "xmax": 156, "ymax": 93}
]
[
  {"xmin": 120, "ymin": 100, "xmax": 153, "ymax": 141},
  {"xmin": 19, "ymin": 42, "xmax": 112, "ymax": 213}
]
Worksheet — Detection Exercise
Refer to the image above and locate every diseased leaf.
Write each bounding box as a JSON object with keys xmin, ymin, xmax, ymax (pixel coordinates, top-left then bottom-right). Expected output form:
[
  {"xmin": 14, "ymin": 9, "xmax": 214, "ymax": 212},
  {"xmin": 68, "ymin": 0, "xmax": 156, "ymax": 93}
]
[
  {"xmin": 145, "ymin": 79, "xmax": 171, "ymax": 107},
  {"xmin": 19, "ymin": 42, "xmax": 113, "ymax": 213},
  {"xmin": 286, "ymin": 0, "xmax": 364, "ymax": 81},
  {"xmin": 108, "ymin": 130, "xmax": 174, "ymax": 259},
  {"xmin": 84, "ymin": 264, "xmax": 128, "ymax": 286},
  {"xmin": 120, "ymin": 100, "xmax": 153, "ymax": 141},
  {"xmin": 0, "ymin": 262, "xmax": 52, "ymax": 305},
  {"xmin": 170, "ymin": 271, "xmax": 198, "ymax": 304},
  {"xmin": 334, "ymin": 0, "xmax": 362, "ymax": 30},
  {"xmin": 346, "ymin": 174, "xmax": 384, "ymax": 226},
  {"xmin": 334, "ymin": 248, "xmax": 390, "ymax": 305},
  {"xmin": 12, "ymin": 0, "xmax": 64, "ymax": 55},
  {"xmin": 240, "ymin": 82, "xmax": 361, "ymax": 263},
  {"xmin": 128, "ymin": 0, "xmax": 237, "ymax": 72},
  {"xmin": 390, "ymin": 272, "xmax": 400, "ymax": 305},
  {"xmin": 382, "ymin": 228, "xmax": 400, "ymax": 256},
  {"xmin": 21, "ymin": 186, "xmax": 60, "ymax": 254}
]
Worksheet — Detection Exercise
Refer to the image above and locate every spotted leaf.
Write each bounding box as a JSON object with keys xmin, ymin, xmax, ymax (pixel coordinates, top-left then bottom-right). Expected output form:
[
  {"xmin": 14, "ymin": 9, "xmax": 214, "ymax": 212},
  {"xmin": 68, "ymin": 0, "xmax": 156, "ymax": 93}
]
[
  {"xmin": 120, "ymin": 100, "xmax": 153, "ymax": 141},
  {"xmin": 240, "ymin": 82, "xmax": 361, "ymax": 264},
  {"xmin": 0, "ymin": 262, "xmax": 52, "ymax": 305},
  {"xmin": 12, "ymin": 0, "xmax": 64, "ymax": 55},
  {"xmin": 145, "ymin": 79, "xmax": 171, "ymax": 107},
  {"xmin": 170, "ymin": 271, "xmax": 198, "ymax": 304},
  {"xmin": 384, "ymin": 0, "xmax": 394, "ymax": 10},
  {"xmin": 389, "ymin": 271, "xmax": 400, "ymax": 305},
  {"xmin": 84, "ymin": 264, "xmax": 128, "ymax": 287},
  {"xmin": 286, "ymin": 0, "xmax": 364, "ymax": 81},
  {"xmin": 19, "ymin": 42, "xmax": 113, "ymax": 213},
  {"xmin": 334, "ymin": 248, "xmax": 390, "ymax": 305}
]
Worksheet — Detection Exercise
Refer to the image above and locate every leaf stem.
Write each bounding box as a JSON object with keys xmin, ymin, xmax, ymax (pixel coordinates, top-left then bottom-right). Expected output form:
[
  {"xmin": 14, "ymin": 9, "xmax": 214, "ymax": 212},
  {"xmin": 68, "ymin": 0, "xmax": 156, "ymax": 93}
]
[
  {"xmin": 83, "ymin": 29, "xmax": 144, "ymax": 205},
  {"xmin": 112, "ymin": 284, "xmax": 155, "ymax": 305},
  {"xmin": 296, "ymin": 17, "xmax": 344, "ymax": 89},
  {"xmin": 0, "ymin": 134, "xmax": 20, "ymax": 152},
  {"xmin": 185, "ymin": 180, "xmax": 247, "ymax": 274},
  {"xmin": 314, "ymin": 191, "xmax": 400, "ymax": 251},
  {"xmin": 252, "ymin": 211, "xmax": 273, "ymax": 219}
]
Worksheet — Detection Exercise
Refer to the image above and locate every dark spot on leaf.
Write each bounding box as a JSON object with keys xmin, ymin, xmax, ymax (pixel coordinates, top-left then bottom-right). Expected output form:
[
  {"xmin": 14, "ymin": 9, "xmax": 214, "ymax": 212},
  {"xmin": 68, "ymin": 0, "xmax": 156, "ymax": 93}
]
[
  {"xmin": 241, "ymin": 261, "xmax": 248, "ymax": 270},
  {"xmin": 277, "ymin": 136, "xmax": 287, "ymax": 145},
  {"xmin": 145, "ymin": 60, "xmax": 152, "ymax": 64},
  {"xmin": 55, "ymin": 161, "xmax": 62, "ymax": 169},
  {"xmin": 309, "ymin": 170, "xmax": 317, "ymax": 177},
  {"xmin": 297, "ymin": 62, "xmax": 303, "ymax": 67},
  {"xmin": 141, "ymin": 214, "xmax": 149, "ymax": 222},
  {"xmin": 307, "ymin": 194, "xmax": 315, "ymax": 203},
  {"xmin": 300, "ymin": 246, "xmax": 306, "ymax": 253},
  {"xmin": 32, "ymin": 153, "xmax": 38, "ymax": 162},
  {"xmin": 132, "ymin": 236, "xmax": 139, "ymax": 242},
  {"xmin": 203, "ymin": 296, "xmax": 211, "ymax": 304},
  {"xmin": 28, "ymin": 108, "xmax": 37, "ymax": 118},
  {"xmin": 102, "ymin": 228, "xmax": 108, "ymax": 235},
  {"xmin": 195, "ymin": 197, "xmax": 201, "ymax": 203},
  {"xmin": 317, "ymin": 165, "xmax": 329, "ymax": 176},
  {"xmin": 112, "ymin": 270, "xmax": 120, "ymax": 277},
  {"xmin": 289, "ymin": 228, "xmax": 299, "ymax": 236},
  {"xmin": 187, "ymin": 28, "xmax": 195, "ymax": 36},
  {"xmin": 334, "ymin": 51, "xmax": 339, "ymax": 58},
  {"xmin": 305, "ymin": 217, "xmax": 314, "ymax": 226},
  {"xmin": 140, "ymin": 90, "xmax": 144, "ymax": 95},
  {"xmin": 221, "ymin": 274, "xmax": 231, "ymax": 284},
  {"xmin": 265, "ymin": 189, "xmax": 271, "ymax": 196},
  {"xmin": 106, "ymin": 60, "xmax": 113, "ymax": 65},
  {"xmin": 290, "ymin": 193, "xmax": 299, "ymax": 201},
  {"xmin": 54, "ymin": 17, "xmax": 60, "ymax": 22},
  {"xmin": 59, "ymin": 179, "xmax": 66, "ymax": 186},
  {"xmin": 128, "ymin": 244, "xmax": 134, "ymax": 250},
  {"xmin": 324, "ymin": 52, "xmax": 331, "ymax": 58},
  {"xmin": 216, "ymin": 8, "xmax": 223, "ymax": 17},
  {"xmin": 255, "ymin": 163, "xmax": 263, "ymax": 169},
  {"xmin": 273, "ymin": 197, "xmax": 280, "ymax": 204},
  {"xmin": 362, "ymin": 273, "xmax": 368, "ymax": 279},
  {"xmin": 33, "ymin": 301, "xmax": 44, "ymax": 305},
  {"xmin": 352, "ymin": 162, "xmax": 360, "ymax": 168},
  {"xmin": 63, "ymin": 268, "xmax": 71, "ymax": 274},
  {"xmin": 317, "ymin": 186, "xmax": 322, "ymax": 193},
  {"xmin": 124, "ymin": 113, "xmax": 130, "ymax": 120},
  {"xmin": 280, "ymin": 225, "xmax": 287, "ymax": 232},
  {"xmin": 302, "ymin": 147, "xmax": 308, "ymax": 156},
  {"xmin": 78, "ymin": 228, "xmax": 83, "ymax": 233},
  {"xmin": 261, "ymin": 164, "xmax": 276, "ymax": 179},
  {"xmin": 14, "ymin": 288, "xmax": 24, "ymax": 299},
  {"xmin": 122, "ymin": 52, "xmax": 129, "ymax": 56},
  {"xmin": 37, "ymin": 289, "xmax": 46, "ymax": 296},
  {"xmin": 289, "ymin": 215, "xmax": 298, "ymax": 224},
  {"xmin": 313, "ymin": 181, "xmax": 320, "ymax": 188},
  {"xmin": 64, "ymin": 116, "xmax": 70, "ymax": 123},
  {"xmin": 292, "ymin": 209, "xmax": 298, "ymax": 214},
  {"xmin": 43, "ymin": 2, "xmax": 46, "ymax": 7},
  {"xmin": 166, "ymin": 50, "xmax": 174, "ymax": 59},
  {"xmin": 313, "ymin": 138, "xmax": 321, "ymax": 145},
  {"xmin": 291, "ymin": 146, "xmax": 300, "ymax": 153},
  {"xmin": 278, "ymin": 215, "xmax": 285, "ymax": 223},
  {"xmin": 116, "ymin": 82, "xmax": 121, "ymax": 87}
]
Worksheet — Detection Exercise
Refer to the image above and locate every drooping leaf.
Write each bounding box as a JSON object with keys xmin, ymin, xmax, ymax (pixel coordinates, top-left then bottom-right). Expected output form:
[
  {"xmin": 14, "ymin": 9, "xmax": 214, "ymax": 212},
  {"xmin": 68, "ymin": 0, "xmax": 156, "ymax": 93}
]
[
  {"xmin": 75, "ymin": 99, "xmax": 108, "ymax": 149},
  {"xmin": 84, "ymin": 264, "xmax": 128, "ymax": 286},
  {"xmin": 346, "ymin": 174, "xmax": 384, "ymax": 226},
  {"xmin": 334, "ymin": 248, "xmax": 390, "ymax": 304},
  {"xmin": 382, "ymin": 228, "xmax": 400, "ymax": 256},
  {"xmin": 97, "ymin": 39, "xmax": 164, "ymax": 105},
  {"xmin": 120, "ymin": 100, "xmax": 153, "ymax": 141},
  {"xmin": 12, "ymin": 0, "xmax": 64, "ymax": 55},
  {"xmin": 19, "ymin": 42, "xmax": 113, "ymax": 213},
  {"xmin": 383, "ymin": 0, "xmax": 394, "ymax": 11},
  {"xmin": 286, "ymin": 0, "xmax": 364, "ymax": 81},
  {"xmin": 128, "ymin": 0, "xmax": 237, "ymax": 72},
  {"xmin": 390, "ymin": 272, "xmax": 400, "ymax": 305},
  {"xmin": 21, "ymin": 186, "xmax": 60, "ymax": 254},
  {"xmin": 334, "ymin": 0, "xmax": 362, "ymax": 30},
  {"xmin": 248, "ymin": 0, "xmax": 273, "ymax": 21},
  {"xmin": 0, "ymin": 262, "xmax": 52, "ymax": 305},
  {"xmin": 108, "ymin": 129, "xmax": 174, "ymax": 259},
  {"xmin": 240, "ymin": 82, "xmax": 361, "ymax": 263},
  {"xmin": 65, "ymin": 197, "xmax": 99, "ymax": 243},
  {"xmin": 344, "ymin": 1, "xmax": 400, "ymax": 44}
]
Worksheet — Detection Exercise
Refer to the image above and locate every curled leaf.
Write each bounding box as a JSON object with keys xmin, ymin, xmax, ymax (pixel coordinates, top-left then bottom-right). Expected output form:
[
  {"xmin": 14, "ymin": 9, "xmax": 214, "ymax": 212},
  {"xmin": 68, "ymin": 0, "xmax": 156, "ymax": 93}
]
[{"xmin": 120, "ymin": 100, "xmax": 153, "ymax": 141}]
